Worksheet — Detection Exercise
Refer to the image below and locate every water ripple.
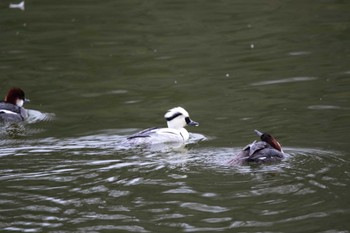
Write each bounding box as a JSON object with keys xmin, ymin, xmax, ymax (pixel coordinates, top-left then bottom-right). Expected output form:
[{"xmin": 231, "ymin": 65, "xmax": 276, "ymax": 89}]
[
  {"xmin": 0, "ymin": 137, "xmax": 347, "ymax": 232},
  {"xmin": 180, "ymin": 202, "xmax": 229, "ymax": 213},
  {"xmin": 251, "ymin": 76, "xmax": 317, "ymax": 86}
]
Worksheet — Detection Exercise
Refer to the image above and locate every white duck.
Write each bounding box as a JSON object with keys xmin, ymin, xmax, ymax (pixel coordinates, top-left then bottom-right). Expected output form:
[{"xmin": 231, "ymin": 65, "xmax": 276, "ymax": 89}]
[{"xmin": 127, "ymin": 107, "xmax": 199, "ymax": 144}]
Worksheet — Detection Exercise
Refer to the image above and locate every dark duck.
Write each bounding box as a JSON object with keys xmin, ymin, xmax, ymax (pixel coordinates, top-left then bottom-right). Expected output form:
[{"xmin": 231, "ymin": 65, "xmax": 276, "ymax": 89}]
[
  {"xmin": 0, "ymin": 87, "xmax": 29, "ymax": 122},
  {"xmin": 228, "ymin": 129, "xmax": 285, "ymax": 165}
]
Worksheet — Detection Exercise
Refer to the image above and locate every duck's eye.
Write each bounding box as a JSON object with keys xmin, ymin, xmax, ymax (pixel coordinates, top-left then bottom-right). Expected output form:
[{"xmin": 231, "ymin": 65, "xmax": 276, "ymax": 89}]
[{"xmin": 185, "ymin": 117, "xmax": 191, "ymax": 124}]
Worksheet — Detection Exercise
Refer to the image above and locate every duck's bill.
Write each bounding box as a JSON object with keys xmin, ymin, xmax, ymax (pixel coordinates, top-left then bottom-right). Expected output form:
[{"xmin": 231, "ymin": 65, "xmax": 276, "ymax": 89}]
[
  {"xmin": 185, "ymin": 117, "xmax": 199, "ymax": 126},
  {"xmin": 24, "ymin": 98, "xmax": 30, "ymax": 103},
  {"xmin": 254, "ymin": 129, "xmax": 263, "ymax": 136},
  {"xmin": 188, "ymin": 120, "xmax": 199, "ymax": 126}
]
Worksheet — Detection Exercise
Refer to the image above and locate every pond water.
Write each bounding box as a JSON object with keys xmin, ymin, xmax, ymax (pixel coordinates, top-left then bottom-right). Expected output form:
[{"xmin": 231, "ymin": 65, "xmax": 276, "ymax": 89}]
[{"xmin": 1, "ymin": 0, "xmax": 350, "ymax": 232}]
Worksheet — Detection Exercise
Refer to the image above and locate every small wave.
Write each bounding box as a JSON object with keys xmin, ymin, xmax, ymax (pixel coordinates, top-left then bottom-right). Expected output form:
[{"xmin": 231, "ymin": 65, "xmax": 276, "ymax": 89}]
[
  {"xmin": 251, "ymin": 77, "xmax": 317, "ymax": 86},
  {"xmin": 81, "ymin": 89, "xmax": 128, "ymax": 98},
  {"xmin": 288, "ymin": 51, "xmax": 311, "ymax": 56},
  {"xmin": 180, "ymin": 202, "xmax": 229, "ymax": 213},
  {"xmin": 307, "ymin": 105, "xmax": 342, "ymax": 110}
]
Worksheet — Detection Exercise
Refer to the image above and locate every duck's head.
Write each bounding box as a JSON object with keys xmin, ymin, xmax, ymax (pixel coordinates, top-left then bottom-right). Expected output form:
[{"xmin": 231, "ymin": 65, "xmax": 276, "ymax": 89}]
[
  {"xmin": 254, "ymin": 129, "xmax": 283, "ymax": 152},
  {"xmin": 4, "ymin": 87, "xmax": 29, "ymax": 107},
  {"xmin": 164, "ymin": 107, "xmax": 199, "ymax": 129}
]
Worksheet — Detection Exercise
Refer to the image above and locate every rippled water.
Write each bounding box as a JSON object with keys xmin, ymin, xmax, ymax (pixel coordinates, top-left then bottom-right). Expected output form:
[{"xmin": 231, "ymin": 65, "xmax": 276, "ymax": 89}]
[
  {"xmin": 1, "ymin": 137, "xmax": 348, "ymax": 232},
  {"xmin": 1, "ymin": 0, "xmax": 350, "ymax": 232}
]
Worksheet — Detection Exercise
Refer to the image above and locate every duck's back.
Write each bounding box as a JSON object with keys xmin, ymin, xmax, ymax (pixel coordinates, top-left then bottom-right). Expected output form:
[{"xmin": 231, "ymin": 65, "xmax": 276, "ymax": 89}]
[
  {"xmin": 228, "ymin": 141, "xmax": 284, "ymax": 165},
  {"xmin": 0, "ymin": 102, "xmax": 27, "ymax": 122},
  {"xmin": 246, "ymin": 141, "xmax": 284, "ymax": 163}
]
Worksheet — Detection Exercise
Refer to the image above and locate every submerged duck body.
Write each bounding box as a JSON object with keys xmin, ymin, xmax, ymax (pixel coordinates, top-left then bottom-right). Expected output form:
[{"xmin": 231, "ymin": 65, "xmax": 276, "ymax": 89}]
[
  {"xmin": 127, "ymin": 107, "xmax": 199, "ymax": 144},
  {"xmin": 228, "ymin": 130, "xmax": 285, "ymax": 165},
  {"xmin": 0, "ymin": 88, "xmax": 29, "ymax": 122}
]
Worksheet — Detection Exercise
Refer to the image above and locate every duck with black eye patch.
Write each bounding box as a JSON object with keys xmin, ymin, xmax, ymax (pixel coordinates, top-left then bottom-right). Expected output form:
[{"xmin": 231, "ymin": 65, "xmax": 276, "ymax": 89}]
[
  {"xmin": 0, "ymin": 87, "xmax": 30, "ymax": 123},
  {"xmin": 127, "ymin": 106, "xmax": 199, "ymax": 145}
]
